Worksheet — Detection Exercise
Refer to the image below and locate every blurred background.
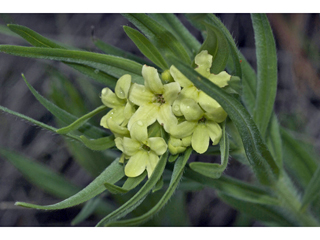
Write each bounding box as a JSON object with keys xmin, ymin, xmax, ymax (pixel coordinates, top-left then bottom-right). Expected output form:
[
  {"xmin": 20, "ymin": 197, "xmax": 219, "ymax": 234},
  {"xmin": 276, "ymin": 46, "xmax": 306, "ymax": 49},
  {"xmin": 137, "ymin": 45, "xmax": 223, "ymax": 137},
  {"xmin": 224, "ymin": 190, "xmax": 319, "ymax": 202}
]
[{"xmin": 0, "ymin": 13, "xmax": 319, "ymax": 226}]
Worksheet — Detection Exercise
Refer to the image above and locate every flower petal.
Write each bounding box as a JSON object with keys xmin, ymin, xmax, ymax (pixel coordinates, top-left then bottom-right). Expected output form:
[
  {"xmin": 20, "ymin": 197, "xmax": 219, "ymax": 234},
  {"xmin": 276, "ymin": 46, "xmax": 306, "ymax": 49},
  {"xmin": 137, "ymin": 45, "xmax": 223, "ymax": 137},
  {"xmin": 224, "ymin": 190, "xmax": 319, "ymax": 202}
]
[
  {"xmin": 206, "ymin": 121, "xmax": 222, "ymax": 145},
  {"xmin": 162, "ymin": 82, "xmax": 181, "ymax": 105},
  {"xmin": 124, "ymin": 101, "xmax": 135, "ymax": 120},
  {"xmin": 170, "ymin": 121, "xmax": 197, "ymax": 138},
  {"xmin": 128, "ymin": 103, "xmax": 158, "ymax": 130},
  {"xmin": 170, "ymin": 65, "xmax": 193, "ymax": 88},
  {"xmin": 122, "ymin": 137, "xmax": 141, "ymax": 156},
  {"xmin": 180, "ymin": 98, "xmax": 203, "ymax": 121},
  {"xmin": 125, "ymin": 150, "xmax": 147, "ymax": 178},
  {"xmin": 107, "ymin": 118, "xmax": 130, "ymax": 136},
  {"xmin": 198, "ymin": 91, "xmax": 221, "ymax": 113},
  {"xmin": 115, "ymin": 74, "xmax": 132, "ymax": 99},
  {"xmin": 147, "ymin": 137, "xmax": 167, "ymax": 155},
  {"xmin": 192, "ymin": 124, "xmax": 210, "ymax": 154},
  {"xmin": 130, "ymin": 120, "xmax": 148, "ymax": 143},
  {"xmin": 204, "ymin": 107, "xmax": 228, "ymax": 123},
  {"xmin": 142, "ymin": 65, "xmax": 164, "ymax": 94},
  {"xmin": 129, "ymin": 83, "xmax": 154, "ymax": 106},
  {"xmin": 195, "ymin": 50, "xmax": 212, "ymax": 78},
  {"xmin": 146, "ymin": 152, "xmax": 159, "ymax": 178},
  {"xmin": 157, "ymin": 104, "xmax": 178, "ymax": 133},
  {"xmin": 114, "ymin": 137, "xmax": 124, "ymax": 152},
  {"xmin": 208, "ymin": 71, "xmax": 231, "ymax": 88},
  {"xmin": 101, "ymin": 87, "xmax": 124, "ymax": 108}
]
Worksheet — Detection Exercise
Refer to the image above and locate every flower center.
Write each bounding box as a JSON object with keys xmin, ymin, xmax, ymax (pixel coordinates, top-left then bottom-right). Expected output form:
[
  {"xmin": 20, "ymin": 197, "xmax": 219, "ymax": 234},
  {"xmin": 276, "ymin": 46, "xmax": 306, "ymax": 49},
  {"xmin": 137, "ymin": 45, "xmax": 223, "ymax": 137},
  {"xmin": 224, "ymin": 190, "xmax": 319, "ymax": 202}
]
[
  {"xmin": 154, "ymin": 94, "xmax": 165, "ymax": 105},
  {"xmin": 142, "ymin": 144, "xmax": 151, "ymax": 151},
  {"xmin": 198, "ymin": 116, "xmax": 206, "ymax": 124}
]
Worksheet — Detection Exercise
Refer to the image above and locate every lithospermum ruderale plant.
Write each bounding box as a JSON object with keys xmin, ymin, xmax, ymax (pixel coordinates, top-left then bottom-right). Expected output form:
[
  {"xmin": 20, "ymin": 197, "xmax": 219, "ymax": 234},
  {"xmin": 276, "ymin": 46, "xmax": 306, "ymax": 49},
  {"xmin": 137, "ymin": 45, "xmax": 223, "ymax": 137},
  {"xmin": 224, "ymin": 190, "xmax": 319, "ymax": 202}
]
[{"xmin": 1, "ymin": 14, "xmax": 320, "ymax": 226}]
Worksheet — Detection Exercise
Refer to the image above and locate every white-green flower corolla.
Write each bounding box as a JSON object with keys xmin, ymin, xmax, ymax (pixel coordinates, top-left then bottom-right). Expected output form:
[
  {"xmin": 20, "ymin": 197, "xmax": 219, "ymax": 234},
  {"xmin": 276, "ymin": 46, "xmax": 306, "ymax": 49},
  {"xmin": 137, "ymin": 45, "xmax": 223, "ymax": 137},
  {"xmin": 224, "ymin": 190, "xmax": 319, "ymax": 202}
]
[
  {"xmin": 100, "ymin": 74, "xmax": 135, "ymax": 136},
  {"xmin": 128, "ymin": 65, "xmax": 180, "ymax": 133},
  {"xmin": 115, "ymin": 121, "xmax": 167, "ymax": 178},
  {"xmin": 170, "ymin": 50, "xmax": 230, "ymax": 120},
  {"xmin": 170, "ymin": 98, "xmax": 222, "ymax": 154}
]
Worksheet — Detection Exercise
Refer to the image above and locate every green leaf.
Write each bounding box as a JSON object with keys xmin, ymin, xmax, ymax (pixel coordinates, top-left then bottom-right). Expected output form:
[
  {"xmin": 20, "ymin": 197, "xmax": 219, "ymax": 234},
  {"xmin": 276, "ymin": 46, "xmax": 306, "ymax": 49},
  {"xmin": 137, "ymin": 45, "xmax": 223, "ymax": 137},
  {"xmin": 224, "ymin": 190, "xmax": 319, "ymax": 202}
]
[
  {"xmin": 71, "ymin": 197, "xmax": 102, "ymax": 225},
  {"xmin": 105, "ymin": 148, "xmax": 192, "ymax": 226},
  {"xmin": 218, "ymin": 192, "xmax": 296, "ymax": 226},
  {"xmin": 189, "ymin": 121, "xmax": 229, "ymax": 179},
  {"xmin": 15, "ymin": 158, "xmax": 125, "ymax": 210},
  {"xmin": 123, "ymin": 26, "xmax": 168, "ymax": 70},
  {"xmin": 56, "ymin": 105, "xmax": 107, "ymax": 134},
  {"xmin": 22, "ymin": 74, "xmax": 106, "ymax": 139},
  {"xmin": 93, "ymin": 38, "xmax": 149, "ymax": 66},
  {"xmin": 122, "ymin": 14, "xmax": 191, "ymax": 65},
  {"xmin": 196, "ymin": 22, "xmax": 229, "ymax": 74},
  {"xmin": 184, "ymin": 168, "xmax": 279, "ymax": 205},
  {"xmin": 79, "ymin": 135, "xmax": 115, "ymax": 151},
  {"xmin": 281, "ymin": 128, "xmax": 318, "ymax": 188},
  {"xmin": 7, "ymin": 24, "xmax": 64, "ymax": 48},
  {"xmin": 266, "ymin": 114, "xmax": 283, "ymax": 168},
  {"xmin": 148, "ymin": 14, "xmax": 201, "ymax": 58},
  {"xmin": 96, "ymin": 151, "xmax": 169, "ymax": 226},
  {"xmin": 8, "ymin": 24, "xmax": 119, "ymax": 87},
  {"xmin": 251, "ymin": 14, "xmax": 278, "ymax": 138},
  {"xmin": 0, "ymin": 45, "xmax": 144, "ymax": 84},
  {"xmin": 301, "ymin": 165, "xmax": 320, "ymax": 211},
  {"xmin": 0, "ymin": 148, "xmax": 81, "ymax": 199},
  {"xmin": 0, "ymin": 105, "xmax": 82, "ymax": 143},
  {"xmin": 104, "ymin": 171, "xmax": 147, "ymax": 194},
  {"xmin": 168, "ymin": 57, "xmax": 279, "ymax": 185}
]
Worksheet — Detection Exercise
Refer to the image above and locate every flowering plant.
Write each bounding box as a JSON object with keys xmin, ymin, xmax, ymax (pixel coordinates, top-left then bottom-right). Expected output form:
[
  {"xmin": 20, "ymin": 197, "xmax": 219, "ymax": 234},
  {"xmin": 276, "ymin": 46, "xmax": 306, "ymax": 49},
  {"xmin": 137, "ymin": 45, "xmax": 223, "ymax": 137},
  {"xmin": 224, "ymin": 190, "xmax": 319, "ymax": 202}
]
[{"xmin": 0, "ymin": 13, "xmax": 319, "ymax": 226}]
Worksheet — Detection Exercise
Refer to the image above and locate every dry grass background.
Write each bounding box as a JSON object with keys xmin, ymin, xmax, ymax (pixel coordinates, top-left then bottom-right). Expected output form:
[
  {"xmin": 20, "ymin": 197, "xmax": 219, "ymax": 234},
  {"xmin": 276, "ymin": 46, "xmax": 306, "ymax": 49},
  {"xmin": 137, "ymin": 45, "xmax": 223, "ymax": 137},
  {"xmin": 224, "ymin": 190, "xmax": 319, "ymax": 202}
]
[{"xmin": 0, "ymin": 13, "xmax": 319, "ymax": 226}]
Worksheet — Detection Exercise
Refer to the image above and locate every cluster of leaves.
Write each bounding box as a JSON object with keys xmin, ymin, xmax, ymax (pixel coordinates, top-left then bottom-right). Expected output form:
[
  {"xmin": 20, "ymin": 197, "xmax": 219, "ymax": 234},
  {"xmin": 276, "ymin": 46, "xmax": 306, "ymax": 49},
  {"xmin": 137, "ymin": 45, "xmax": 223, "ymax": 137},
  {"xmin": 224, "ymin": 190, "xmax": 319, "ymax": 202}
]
[{"xmin": 0, "ymin": 13, "xmax": 320, "ymax": 226}]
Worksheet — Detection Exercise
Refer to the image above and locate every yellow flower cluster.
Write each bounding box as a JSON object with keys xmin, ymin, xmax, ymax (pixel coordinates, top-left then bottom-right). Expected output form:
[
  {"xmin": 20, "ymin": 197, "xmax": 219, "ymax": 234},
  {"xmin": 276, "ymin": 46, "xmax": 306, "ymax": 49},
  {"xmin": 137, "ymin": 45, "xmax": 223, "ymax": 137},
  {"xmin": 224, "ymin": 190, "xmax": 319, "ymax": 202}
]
[{"xmin": 100, "ymin": 50, "xmax": 231, "ymax": 178}]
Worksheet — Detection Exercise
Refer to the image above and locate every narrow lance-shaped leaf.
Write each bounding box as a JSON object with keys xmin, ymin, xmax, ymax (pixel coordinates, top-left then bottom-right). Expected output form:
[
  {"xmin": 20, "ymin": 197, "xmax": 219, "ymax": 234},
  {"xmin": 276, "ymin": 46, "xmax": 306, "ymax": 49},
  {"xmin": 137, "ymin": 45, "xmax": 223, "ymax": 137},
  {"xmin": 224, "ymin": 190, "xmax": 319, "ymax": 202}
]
[
  {"xmin": 184, "ymin": 168, "xmax": 279, "ymax": 205},
  {"xmin": 96, "ymin": 151, "xmax": 169, "ymax": 226},
  {"xmin": 122, "ymin": 13, "xmax": 190, "ymax": 66},
  {"xmin": 0, "ymin": 45, "xmax": 144, "ymax": 84},
  {"xmin": 105, "ymin": 148, "xmax": 193, "ymax": 226},
  {"xmin": 71, "ymin": 197, "xmax": 104, "ymax": 226},
  {"xmin": 148, "ymin": 14, "xmax": 201, "ymax": 58},
  {"xmin": 15, "ymin": 158, "xmax": 125, "ymax": 210},
  {"xmin": 189, "ymin": 121, "xmax": 229, "ymax": 179},
  {"xmin": 56, "ymin": 105, "xmax": 108, "ymax": 135},
  {"xmin": 104, "ymin": 171, "xmax": 147, "ymax": 194},
  {"xmin": 0, "ymin": 148, "xmax": 81, "ymax": 199},
  {"xmin": 218, "ymin": 192, "xmax": 296, "ymax": 226},
  {"xmin": 93, "ymin": 38, "xmax": 150, "ymax": 66},
  {"xmin": 169, "ymin": 57, "xmax": 279, "ymax": 185},
  {"xmin": 0, "ymin": 105, "xmax": 82, "ymax": 143},
  {"xmin": 266, "ymin": 114, "xmax": 283, "ymax": 168},
  {"xmin": 123, "ymin": 26, "xmax": 168, "ymax": 70},
  {"xmin": 281, "ymin": 128, "xmax": 318, "ymax": 188},
  {"xmin": 8, "ymin": 24, "xmax": 119, "ymax": 87},
  {"xmin": 251, "ymin": 14, "xmax": 278, "ymax": 138},
  {"xmin": 301, "ymin": 165, "xmax": 320, "ymax": 211},
  {"xmin": 22, "ymin": 74, "xmax": 106, "ymax": 139},
  {"xmin": 79, "ymin": 135, "xmax": 115, "ymax": 151}
]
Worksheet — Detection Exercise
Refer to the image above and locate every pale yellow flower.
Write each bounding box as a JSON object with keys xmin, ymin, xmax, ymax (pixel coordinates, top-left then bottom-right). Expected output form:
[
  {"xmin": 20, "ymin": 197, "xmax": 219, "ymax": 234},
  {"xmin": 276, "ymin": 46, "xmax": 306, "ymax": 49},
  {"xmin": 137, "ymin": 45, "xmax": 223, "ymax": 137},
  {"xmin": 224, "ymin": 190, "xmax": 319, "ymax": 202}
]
[
  {"xmin": 128, "ymin": 65, "xmax": 180, "ymax": 133},
  {"xmin": 115, "ymin": 121, "xmax": 167, "ymax": 178}
]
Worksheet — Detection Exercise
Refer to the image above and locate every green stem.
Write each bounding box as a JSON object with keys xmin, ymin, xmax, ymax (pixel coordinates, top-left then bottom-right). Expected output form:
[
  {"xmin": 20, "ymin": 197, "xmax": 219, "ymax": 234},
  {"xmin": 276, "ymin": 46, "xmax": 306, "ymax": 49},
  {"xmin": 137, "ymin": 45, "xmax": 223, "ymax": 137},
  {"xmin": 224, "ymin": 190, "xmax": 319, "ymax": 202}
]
[{"xmin": 273, "ymin": 173, "xmax": 319, "ymax": 226}]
